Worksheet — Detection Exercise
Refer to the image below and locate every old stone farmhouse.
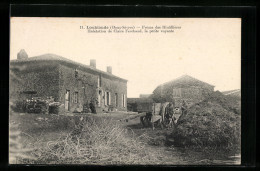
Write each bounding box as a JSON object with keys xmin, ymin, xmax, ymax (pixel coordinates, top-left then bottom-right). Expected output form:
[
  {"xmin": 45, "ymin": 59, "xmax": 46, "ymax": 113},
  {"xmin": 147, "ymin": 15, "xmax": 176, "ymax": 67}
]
[
  {"xmin": 10, "ymin": 50, "xmax": 127, "ymax": 113},
  {"xmin": 152, "ymin": 75, "xmax": 215, "ymax": 106}
]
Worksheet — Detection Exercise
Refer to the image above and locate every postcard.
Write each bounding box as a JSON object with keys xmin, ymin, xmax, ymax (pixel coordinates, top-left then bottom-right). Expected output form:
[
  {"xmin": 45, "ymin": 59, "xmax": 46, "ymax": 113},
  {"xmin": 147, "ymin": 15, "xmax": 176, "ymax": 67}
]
[{"xmin": 9, "ymin": 17, "xmax": 241, "ymax": 165}]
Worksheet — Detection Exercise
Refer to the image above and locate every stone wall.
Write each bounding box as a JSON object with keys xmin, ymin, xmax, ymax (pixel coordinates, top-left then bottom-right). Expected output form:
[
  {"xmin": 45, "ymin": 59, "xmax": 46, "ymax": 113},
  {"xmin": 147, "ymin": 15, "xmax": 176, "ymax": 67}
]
[{"xmin": 10, "ymin": 62, "xmax": 60, "ymax": 102}]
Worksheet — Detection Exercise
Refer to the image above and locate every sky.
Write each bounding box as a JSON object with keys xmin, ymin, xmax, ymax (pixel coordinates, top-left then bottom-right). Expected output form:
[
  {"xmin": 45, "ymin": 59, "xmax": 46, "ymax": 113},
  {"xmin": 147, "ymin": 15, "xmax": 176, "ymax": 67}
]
[{"xmin": 10, "ymin": 18, "xmax": 241, "ymax": 98}]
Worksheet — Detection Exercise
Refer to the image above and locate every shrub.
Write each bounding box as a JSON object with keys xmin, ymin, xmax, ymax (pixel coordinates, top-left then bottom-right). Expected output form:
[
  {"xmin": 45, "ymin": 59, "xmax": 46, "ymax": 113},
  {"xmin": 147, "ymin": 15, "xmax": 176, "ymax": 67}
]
[
  {"xmin": 10, "ymin": 100, "xmax": 26, "ymax": 113},
  {"xmin": 49, "ymin": 102, "xmax": 62, "ymax": 114}
]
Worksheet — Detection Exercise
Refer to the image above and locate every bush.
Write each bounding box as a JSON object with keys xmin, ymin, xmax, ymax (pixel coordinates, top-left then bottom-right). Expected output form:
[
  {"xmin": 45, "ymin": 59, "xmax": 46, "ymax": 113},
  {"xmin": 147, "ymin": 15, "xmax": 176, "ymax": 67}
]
[
  {"xmin": 49, "ymin": 102, "xmax": 62, "ymax": 114},
  {"xmin": 10, "ymin": 100, "xmax": 26, "ymax": 113},
  {"xmin": 169, "ymin": 93, "xmax": 241, "ymax": 148}
]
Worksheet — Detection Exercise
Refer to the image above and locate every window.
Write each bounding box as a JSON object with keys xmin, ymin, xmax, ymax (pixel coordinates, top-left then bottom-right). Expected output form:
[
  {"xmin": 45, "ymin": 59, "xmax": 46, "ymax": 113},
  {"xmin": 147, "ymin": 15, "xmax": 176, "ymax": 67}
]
[
  {"xmin": 75, "ymin": 69, "xmax": 78, "ymax": 78},
  {"xmin": 115, "ymin": 93, "xmax": 118, "ymax": 107},
  {"xmin": 172, "ymin": 88, "xmax": 182, "ymax": 98},
  {"xmin": 98, "ymin": 90, "xmax": 102, "ymax": 107},
  {"xmin": 65, "ymin": 90, "xmax": 70, "ymax": 111},
  {"xmin": 73, "ymin": 92, "xmax": 78, "ymax": 103}
]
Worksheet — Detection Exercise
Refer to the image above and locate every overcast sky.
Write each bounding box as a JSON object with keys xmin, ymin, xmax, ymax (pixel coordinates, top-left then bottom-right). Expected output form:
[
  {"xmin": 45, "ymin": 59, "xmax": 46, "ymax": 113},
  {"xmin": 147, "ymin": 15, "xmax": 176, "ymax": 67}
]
[{"xmin": 10, "ymin": 18, "xmax": 241, "ymax": 98}]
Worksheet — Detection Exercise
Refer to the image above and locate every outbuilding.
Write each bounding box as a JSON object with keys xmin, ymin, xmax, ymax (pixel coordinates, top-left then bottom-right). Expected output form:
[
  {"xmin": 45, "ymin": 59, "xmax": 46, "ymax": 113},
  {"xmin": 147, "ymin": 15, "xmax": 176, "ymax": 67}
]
[{"xmin": 151, "ymin": 75, "xmax": 215, "ymax": 107}]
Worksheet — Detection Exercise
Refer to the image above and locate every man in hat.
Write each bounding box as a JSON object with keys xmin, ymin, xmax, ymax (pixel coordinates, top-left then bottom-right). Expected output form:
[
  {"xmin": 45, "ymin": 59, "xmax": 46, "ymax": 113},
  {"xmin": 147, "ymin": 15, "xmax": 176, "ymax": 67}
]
[{"xmin": 164, "ymin": 102, "xmax": 175, "ymax": 128}]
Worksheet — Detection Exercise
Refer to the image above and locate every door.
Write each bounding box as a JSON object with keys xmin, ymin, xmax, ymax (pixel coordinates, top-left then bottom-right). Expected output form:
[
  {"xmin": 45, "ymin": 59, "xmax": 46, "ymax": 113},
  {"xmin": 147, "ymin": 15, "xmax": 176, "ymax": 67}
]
[
  {"xmin": 98, "ymin": 90, "xmax": 102, "ymax": 107},
  {"xmin": 65, "ymin": 90, "xmax": 70, "ymax": 111}
]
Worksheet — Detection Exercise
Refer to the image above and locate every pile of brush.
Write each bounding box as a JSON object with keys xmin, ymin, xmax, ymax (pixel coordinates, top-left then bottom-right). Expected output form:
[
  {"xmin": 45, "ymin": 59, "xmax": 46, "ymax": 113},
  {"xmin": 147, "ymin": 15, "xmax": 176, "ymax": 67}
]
[
  {"xmin": 169, "ymin": 91, "xmax": 241, "ymax": 148},
  {"xmin": 202, "ymin": 91, "xmax": 241, "ymax": 115},
  {"xmin": 31, "ymin": 117, "xmax": 162, "ymax": 164}
]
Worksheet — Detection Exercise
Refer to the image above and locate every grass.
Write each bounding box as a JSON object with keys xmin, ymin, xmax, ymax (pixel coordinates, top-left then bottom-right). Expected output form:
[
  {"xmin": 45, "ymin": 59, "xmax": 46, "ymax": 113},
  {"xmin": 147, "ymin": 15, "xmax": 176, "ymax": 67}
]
[
  {"xmin": 9, "ymin": 111, "xmax": 241, "ymax": 165},
  {"xmin": 9, "ymin": 112, "xmax": 171, "ymax": 164}
]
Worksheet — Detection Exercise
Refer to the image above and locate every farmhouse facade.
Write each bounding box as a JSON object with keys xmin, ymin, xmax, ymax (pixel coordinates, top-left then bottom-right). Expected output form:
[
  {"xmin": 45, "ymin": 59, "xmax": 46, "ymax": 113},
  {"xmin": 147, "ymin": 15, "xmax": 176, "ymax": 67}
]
[
  {"xmin": 10, "ymin": 52, "xmax": 127, "ymax": 113},
  {"xmin": 151, "ymin": 75, "xmax": 215, "ymax": 107}
]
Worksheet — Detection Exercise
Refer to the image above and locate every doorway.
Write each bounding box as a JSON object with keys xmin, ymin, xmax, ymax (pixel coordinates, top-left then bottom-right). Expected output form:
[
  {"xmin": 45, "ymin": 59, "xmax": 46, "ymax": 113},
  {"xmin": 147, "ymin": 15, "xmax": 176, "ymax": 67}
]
[
  {"xmin": 65, "ymin": 90, "xmax": 70, "ymax": 111},
  {"xmin": 98, "ymin": 90, "xmax": 102, "ymax": 107}
]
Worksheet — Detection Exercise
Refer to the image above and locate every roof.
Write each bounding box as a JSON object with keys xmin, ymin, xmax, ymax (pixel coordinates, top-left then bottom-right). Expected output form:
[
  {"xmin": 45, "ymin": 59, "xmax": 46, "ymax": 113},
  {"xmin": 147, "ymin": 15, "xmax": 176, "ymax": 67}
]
[
  {"xmin": 127, "ymin": 97, "xmax": 154, "ymax": 104},
  {"xmin": 139, "ymin": 94, "xmax": 152, "ymax": 98},
  {"xmin": 159, "ymin": 75, "xmax": 215, "ymax": 88},
  {"xmin": 221, "ymin": 89, "xmax": 240, "ymax": 96},
  {"xmin": 10, "ymin": 53, "xmax": 127, "ymax": 82}
]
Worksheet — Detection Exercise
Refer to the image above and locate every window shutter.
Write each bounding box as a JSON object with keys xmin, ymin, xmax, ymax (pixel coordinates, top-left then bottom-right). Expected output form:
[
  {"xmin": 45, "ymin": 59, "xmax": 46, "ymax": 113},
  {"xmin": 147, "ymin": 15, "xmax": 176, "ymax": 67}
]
[
  {"xmin": 124, "ymin": 94, "xmax": 126, "ymax": 107},
  {"xmin": 122, "ymin": 94, "xmax": 124, "ymax": 107},
  {"xmin": 105, "ymin": 91, "xmax": 107, "ymax": 105},
  {"xmin": 123, "ymin": 94, "xmax": 124, "ymax": 107},
  {"xmin": 109, "ymin": 92, "xmax": 111, "ymax": 105},
  {"xmin": 123, "ymin": 94, "xmax": 126, "ymax": 107}
]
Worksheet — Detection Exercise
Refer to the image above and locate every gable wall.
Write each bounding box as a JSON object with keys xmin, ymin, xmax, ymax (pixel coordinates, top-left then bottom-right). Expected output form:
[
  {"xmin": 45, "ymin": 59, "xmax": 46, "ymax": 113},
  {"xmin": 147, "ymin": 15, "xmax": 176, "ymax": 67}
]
[{"xmin": 10, "ymin": 62, "xmax": 60, "ymax": 102}]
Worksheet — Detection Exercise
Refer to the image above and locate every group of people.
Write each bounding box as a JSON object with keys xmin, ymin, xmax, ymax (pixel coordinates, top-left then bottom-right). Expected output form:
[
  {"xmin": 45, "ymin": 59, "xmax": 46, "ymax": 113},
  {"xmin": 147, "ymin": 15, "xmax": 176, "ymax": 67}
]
[
  {"xmin": 164, "ymin": 100, "xmax": 188, "ymax": 123},
  {"xmin": 140, "ymin": 100, "xmax": 189, "ymax": 129},
  {"xmin": 82, "ymin": 99, "xmax": 97, "ymax": 114}
]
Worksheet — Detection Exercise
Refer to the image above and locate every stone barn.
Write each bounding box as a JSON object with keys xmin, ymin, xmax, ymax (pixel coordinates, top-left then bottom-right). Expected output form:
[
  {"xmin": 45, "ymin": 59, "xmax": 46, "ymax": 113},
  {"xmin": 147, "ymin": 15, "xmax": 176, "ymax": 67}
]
[
  {"xmin": 10, "ymin": 51, "xmax": 127, "ymax": 113},
  {"xmin": 151, "ymin": 75, "xmax": 215, "ymax": 107}
]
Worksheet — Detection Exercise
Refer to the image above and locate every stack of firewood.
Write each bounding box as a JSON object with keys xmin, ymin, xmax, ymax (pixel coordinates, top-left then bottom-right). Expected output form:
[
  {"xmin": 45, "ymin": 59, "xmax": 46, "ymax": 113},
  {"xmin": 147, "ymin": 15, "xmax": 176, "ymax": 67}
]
[{"xmin": 25, "ymin": 98, "xmax": 49, "ymax": 114}]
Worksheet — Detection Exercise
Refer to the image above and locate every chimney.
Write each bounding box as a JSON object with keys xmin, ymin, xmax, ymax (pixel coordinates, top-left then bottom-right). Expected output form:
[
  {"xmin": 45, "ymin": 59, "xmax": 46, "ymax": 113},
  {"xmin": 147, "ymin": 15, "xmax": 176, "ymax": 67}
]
[
  {"xmin": 107, "ymin": 66, "xmax": 112, "ymax": 74},
  {"xmin": 17, "ymin": 49, "xmax": 28, "ymax": 60},
  {"xmin": 90, "ymin": 59, "xmax": 96, "ymax": 68}
]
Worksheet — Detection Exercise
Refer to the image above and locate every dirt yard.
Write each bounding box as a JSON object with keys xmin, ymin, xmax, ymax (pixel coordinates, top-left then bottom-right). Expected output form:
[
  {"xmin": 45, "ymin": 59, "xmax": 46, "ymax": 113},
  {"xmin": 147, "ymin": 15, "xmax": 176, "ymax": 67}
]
[{"xmin": 9, "ymin": 111, "xmax": 240, "ymax": 165}]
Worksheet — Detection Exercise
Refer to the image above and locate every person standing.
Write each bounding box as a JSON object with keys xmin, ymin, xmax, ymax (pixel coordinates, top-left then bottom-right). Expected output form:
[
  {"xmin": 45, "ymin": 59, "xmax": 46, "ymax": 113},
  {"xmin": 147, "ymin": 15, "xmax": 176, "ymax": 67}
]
[
  {"xmin": 181, "ymin": 100, "xmax": 188, "ymax": 115},
  {"xmin": 163, "ymin": 102, "xmax": 174, "ymax": 128},
  {"xmin": 89, "ymin": 100, "xmax": 97, "ymax": 114},
  {"xmin": 166, "ymin": 103, "xmax": 174, "ymax": 120}
]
